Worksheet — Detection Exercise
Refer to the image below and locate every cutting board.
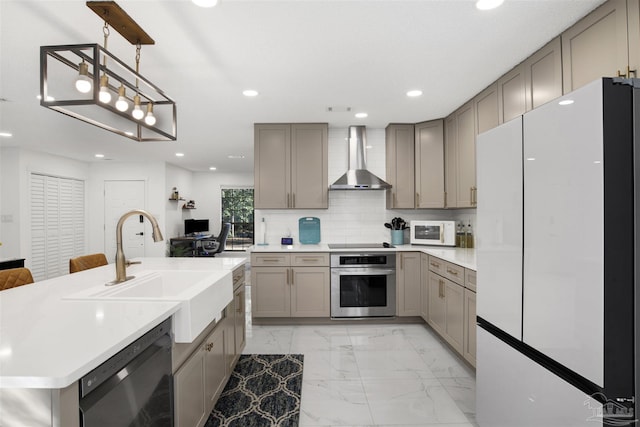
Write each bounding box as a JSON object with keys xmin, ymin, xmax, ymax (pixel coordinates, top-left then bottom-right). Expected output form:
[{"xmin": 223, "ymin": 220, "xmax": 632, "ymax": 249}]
[{"xmin": 299, "ymin": 217, "xmax": 321, "ymax": 244}]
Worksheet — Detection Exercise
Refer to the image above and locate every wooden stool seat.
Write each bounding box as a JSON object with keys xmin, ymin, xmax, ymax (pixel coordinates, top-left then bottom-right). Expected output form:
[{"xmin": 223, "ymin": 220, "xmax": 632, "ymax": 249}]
[
  {"xmin": 69, "ymin": 253, "xmax": 108, "ymax": 274},
  {"xmin": 0, "ymin": 268, "xmax": 34, "ymax": 291}
]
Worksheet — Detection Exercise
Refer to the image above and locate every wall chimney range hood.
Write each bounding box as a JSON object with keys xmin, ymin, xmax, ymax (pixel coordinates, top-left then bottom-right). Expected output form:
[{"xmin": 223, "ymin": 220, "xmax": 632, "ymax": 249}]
[{"xmin": 330, "ymin": 126, "xmax": 391, "ymax": 190}]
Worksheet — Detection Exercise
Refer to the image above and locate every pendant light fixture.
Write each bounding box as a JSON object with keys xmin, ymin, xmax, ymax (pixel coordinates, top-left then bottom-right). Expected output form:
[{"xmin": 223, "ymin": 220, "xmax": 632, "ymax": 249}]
[{"xmin": 39, "ymin": 1, "xmax": 177, "ymax": 142}]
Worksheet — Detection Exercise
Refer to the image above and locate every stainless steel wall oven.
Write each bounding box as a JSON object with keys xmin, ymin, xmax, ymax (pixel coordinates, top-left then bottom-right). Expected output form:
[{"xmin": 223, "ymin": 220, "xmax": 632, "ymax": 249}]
[{"xmin": 330, "ymin": 252, "xmax": 396, "ymax": 318}]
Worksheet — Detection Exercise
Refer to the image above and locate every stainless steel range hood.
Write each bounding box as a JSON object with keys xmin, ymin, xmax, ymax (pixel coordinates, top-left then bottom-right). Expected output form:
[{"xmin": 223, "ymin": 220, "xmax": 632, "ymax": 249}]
[{"xmin": 330, "ymin": 126, "xmax": 392, "ymax": 190}]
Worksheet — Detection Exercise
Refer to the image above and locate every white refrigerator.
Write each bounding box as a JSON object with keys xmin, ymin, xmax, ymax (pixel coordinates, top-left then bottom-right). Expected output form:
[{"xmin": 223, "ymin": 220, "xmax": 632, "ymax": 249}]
[{"xmin": 476, "ymin": 78, "xmax": 638, "ymax": 427}]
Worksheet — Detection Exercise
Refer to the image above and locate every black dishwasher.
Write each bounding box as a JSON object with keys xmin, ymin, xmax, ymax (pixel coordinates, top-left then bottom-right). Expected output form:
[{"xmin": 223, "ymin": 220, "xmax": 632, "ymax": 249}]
[{"xmin": 79, "ymin": 318, "xmax": 173, "ymax": 427}]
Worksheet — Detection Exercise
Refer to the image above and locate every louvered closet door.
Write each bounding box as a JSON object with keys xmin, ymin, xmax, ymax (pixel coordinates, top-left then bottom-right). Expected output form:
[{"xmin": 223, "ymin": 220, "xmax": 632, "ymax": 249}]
[{"xmin": 30, "ymin": 174, "xmax": 85, "ymax": 280}]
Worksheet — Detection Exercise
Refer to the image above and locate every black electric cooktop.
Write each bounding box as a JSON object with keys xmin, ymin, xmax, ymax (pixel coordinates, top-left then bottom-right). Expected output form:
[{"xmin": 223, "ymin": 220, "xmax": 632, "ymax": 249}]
[{"xmin": 327, "ymin": 243, "xmax": 394, "ymax": 249}]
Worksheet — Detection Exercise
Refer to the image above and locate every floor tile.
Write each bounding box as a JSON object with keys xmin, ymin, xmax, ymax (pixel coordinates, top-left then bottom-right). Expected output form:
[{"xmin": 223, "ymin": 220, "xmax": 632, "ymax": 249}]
[
  {"xmin": 354, "ymin": 349, "xmax": 436, "ymax": 380},
  {"xmin": 298, "ymin": 349, "xmax": 361, "ymax": 380},
  {"xmin": 290, "ymin": 325, "xmax": 353, "ymax": 352},
  {"xmin": 417, "ymin": 346, "xmax": 475, "ymax": 379},
  {"xmin": 299, "ymin": 379, "xmax": 374, "ymax": 426},
  {"xmin": 440, "ymin": 376, "xmax": 476, "ymax": 418}
]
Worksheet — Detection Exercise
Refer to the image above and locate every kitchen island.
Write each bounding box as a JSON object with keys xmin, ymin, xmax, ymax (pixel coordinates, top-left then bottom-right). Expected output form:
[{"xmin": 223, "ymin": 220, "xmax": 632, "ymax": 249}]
[{"xmin": 0, "ymin": 256, "xmax": 246, "ymax": 427}]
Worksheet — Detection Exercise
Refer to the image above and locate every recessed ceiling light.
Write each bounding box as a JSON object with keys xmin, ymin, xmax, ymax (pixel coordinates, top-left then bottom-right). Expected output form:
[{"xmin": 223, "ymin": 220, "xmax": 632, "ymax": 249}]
[
  {"xmin": 228, "ymin": 155, "xmax": 245, "ymax": 159},
  {"xmin": 476, "ymin": 0, "xmax": 504, "ymax": 10},
  {"xmin": 94, "ymin": 153, "xmax": 105, "ymax": 158},
  {"xmin": 192, "ymin": 0, "xmax": 218, "ymax": 7},
  {"xmin": 176, "ymin": 153, "xmax": 185, "ymax": 157},
  {"xmin": 0, "ymin": 132, "xmax": 12, "ymax": 137},
  {"xmin": 209, "ymin": 166, "xmax": 217, "ymax": 171},
  {"xmin": 242, "ymin": 90, "xmax": 259, "ymax": 97},
  {"xmin": 406, "ymin": 90, "xmax": 423, "ymax": 97},
  {"xmin": 355, "ymin": 112, "xmax": 368, "ymax": 118},
  {"xmin": 559, "ymin": 99, "xmax": 574, "ymax": 106}
]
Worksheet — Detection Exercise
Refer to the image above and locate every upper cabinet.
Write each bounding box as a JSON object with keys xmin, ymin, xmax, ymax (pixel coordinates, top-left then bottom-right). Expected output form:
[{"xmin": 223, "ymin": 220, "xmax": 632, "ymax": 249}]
[
  {"xmin": 415, "ymin": 120, "xmax": 445, "ymax": 208},
  {"xmin": 445, "ymin": 100, "xmax": 477, "ymax": 208},
  {"xmin": 254, "ymin": 123, "xmax": 328, "ymax": 209},
  {"xmin": 498, "ymin": 65, "xmax": 526, "ymax": 123},
  {"xmin": 524, "ymin": 37, "xmax": 563, "ymax": 111},
  {"xmin": 562, "ymin": 0, "xmax": 631, "ymax": 93},
  {"xmin": 385, "ymin": 124, "xmax": 416, "ymax": 209},
  {"xmin": 475, "ymin": 83, "xmax": 499, "ymax": 135}
]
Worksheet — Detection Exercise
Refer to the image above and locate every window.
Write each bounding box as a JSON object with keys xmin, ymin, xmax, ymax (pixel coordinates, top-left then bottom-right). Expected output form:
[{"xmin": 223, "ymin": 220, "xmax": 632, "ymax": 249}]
[{"xmin": 221, "ymin": 188, "xmax": 254, "ymax": 251}]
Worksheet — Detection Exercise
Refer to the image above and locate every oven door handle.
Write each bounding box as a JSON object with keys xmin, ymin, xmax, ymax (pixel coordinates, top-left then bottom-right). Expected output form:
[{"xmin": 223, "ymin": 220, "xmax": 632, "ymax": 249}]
[{"xmin": 331, "ymin": 268, "xmax": 396, "ymax": 275}]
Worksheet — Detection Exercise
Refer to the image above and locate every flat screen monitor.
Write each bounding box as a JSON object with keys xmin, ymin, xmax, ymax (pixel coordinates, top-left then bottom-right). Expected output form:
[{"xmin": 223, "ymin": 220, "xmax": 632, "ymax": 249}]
[{"xmin": 185, "ymin": 219, "xmax": 209, "ymax": 236}]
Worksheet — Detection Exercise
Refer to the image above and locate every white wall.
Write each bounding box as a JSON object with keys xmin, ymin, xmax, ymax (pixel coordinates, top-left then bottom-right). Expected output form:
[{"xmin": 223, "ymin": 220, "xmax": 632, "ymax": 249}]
[
  {"xmin": 0, "ymin": 147, "xmax": 90, "ymax": 266},
  {"xmin": 88, "ymin": 161, "xmax": 167, "ymax": 257},
  {"xmin": 190, "ymin": 171, "xmax": 254, "ymax": 237},
  {"xmin": 255, "ymin": 126, "xmax": 476, "ymax": 245},
  {"xmin": 165, "ymin": 163, "xmax": 194, "ymax": 238}
]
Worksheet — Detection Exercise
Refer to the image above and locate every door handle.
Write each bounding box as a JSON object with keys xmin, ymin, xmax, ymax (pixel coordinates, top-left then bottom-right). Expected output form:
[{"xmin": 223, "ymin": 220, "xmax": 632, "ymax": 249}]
[{"xmin": 135, "ymin": 232, "xmax": 144, "ymax": 236}]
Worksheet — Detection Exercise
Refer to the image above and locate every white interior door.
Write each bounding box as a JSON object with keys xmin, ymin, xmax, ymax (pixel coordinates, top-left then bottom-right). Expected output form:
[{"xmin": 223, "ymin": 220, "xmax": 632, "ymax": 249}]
[{"xmin": 104, "ymin": 180, "xmax": 146, "ymax": 262}]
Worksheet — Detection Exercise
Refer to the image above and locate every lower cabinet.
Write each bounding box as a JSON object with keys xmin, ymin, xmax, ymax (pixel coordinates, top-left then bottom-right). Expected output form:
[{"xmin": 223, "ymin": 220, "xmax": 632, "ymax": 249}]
[
  {"xmin": 463, "ymin": 288, "xmax": 477, "ymax": 367},
  {"xmin": 251, "ymin": 253, "xmax": 330, "ymax": 317},
  {"xmin": 397, "ymin": 252, "xmax": 422, "ymax": 316},
  {"xmin": 420, "ymin": 253, "xmax": 429, "ymax": 321},
  {"xmin": 174, "ymin": 265, "xmax": 247, "ymax": 427}
]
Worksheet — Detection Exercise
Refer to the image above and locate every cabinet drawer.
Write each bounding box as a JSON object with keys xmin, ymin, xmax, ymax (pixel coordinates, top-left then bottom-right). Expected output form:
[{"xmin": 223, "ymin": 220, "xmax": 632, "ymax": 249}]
[
  {"xmin": 291, "ymin": 253, "xmax": 329, "ymax": 267},
  {"xmin": 444, "ymin": 261, "xmax": 464, "ymax": 286},
  {"xmin": 428, "ymin": 256, "xmax": 446, "ymax": 275},
  {"xmin": 465, "ymin": 269, "xmax": 477, "ymax": 292},
  {"xmin": 251, "ymin": 253, "xmax": 290, "ymax": 267}
]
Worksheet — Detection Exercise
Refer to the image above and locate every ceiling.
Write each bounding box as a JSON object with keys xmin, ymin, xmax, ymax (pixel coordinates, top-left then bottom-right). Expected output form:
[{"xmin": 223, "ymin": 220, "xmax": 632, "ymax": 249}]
[{"xmin": 0, "ymin": 0, "xmax": 605, "ymax": 174}]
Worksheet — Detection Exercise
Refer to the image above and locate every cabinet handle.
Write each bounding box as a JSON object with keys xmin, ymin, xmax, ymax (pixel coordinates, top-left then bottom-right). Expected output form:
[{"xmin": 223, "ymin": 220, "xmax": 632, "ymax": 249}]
[
  {"xmin": 236, "ymin": 294, "xmax": 243, "ymax": 313},
  {"xmin": 400, "ymin": 253, "xmax": 403, "ymax": 270},
  {"xmin": 430, "ymin": 261, "xmax": 440, "ymax": 268},
  {"xmin": 205, "ymin": 342, "xmax": 214, "ymax": 352},
  {"xmin": 300, "ymin": 258, "xmax": 319, "ymax": 262},
  {"xmin": 290, "ymin": 268, "xmax": 294, "ymax": 286},
  {"xmin": 446, "ymin": 268, "xmax": 459, "ymax": 276},
  {"xmin": 261, "ymin": 258, "xmax": 282, "ymax": 262},
  {"xmin": 292, "ymin": 193, "xmax": 296, "ymax": 208},
  {"xmin": 618, "ymin": 66, "xmax": 637, "ymax": 78},
  {"xmin": 286, "ymin": 269, "xmax": 290, "ymax": 285},
  {"xmin": 287, "ymin": 193, "xmax": 291, "ymax": 208},
  {"xmin": 439, "ymin": 279, "xmax": 445, "ymax": 299},
  {"xmin": 443, "ymin": 191, "xmax": 447, "ymax": 208},
  {"xmin": 416, "ymin": 193, "xmax": 420, "ymax": 208}
]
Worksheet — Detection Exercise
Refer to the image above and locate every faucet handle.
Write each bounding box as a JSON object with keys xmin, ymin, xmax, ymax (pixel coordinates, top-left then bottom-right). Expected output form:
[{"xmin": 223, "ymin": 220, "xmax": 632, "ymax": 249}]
[{"xmin": 125, "ymin": 260, "xmax": 142, "ymax": 267}]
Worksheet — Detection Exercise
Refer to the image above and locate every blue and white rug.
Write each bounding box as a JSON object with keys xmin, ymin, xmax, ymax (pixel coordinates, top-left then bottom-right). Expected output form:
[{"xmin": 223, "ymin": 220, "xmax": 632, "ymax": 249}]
[{"xmin": 205, "ymin": 354, "xmax": 304, "ymax": 427}]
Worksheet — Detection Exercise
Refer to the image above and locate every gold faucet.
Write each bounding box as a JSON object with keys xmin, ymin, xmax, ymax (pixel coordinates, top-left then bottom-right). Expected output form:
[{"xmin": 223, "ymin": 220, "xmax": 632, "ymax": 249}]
[{"xmin": 110, "ymin": 209, "xmax": 163, "ymax": 285}]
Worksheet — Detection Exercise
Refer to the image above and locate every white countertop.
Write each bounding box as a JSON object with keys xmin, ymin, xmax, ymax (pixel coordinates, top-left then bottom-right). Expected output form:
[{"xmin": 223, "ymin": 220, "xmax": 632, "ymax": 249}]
[
  {"xmin": 249, "ymin": 244, "xmax": 476, "ymax": 270},
  {"xmin": 0, "ymin": 257, "xmax": 246, "ymax": 389}
]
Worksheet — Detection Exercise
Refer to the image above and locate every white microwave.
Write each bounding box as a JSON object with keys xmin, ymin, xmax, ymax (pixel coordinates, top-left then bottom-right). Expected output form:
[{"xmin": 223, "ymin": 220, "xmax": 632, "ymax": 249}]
[{"xmin": 410, "ymin": 220, "xmax": 456, "ymax": 246}]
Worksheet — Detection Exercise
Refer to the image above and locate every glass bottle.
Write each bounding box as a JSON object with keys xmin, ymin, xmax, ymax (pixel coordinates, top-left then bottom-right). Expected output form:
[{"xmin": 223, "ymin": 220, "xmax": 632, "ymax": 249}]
[{"xmin": 466, "ymin": 221, "xmax": 474, "ymax": 249}]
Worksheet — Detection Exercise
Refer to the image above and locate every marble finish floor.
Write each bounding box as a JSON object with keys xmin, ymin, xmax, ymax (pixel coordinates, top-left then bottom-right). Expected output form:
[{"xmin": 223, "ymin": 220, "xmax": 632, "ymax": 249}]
[{"xmin": 242, "ymin": 288, "xmax": 477, "ymax": 427}]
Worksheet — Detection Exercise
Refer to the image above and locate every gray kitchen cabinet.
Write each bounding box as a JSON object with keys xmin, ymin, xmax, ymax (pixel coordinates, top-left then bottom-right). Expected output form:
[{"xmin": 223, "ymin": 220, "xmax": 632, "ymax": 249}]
[
  {"xmin": 428, "ymin": 270, "xmax": 447, "ymax": 336},
  {"xmin": 474, "ymin": 83, "xmax": 499, "ymax": 135},
  {"xmin": 498, "ymin": 64, "xmax": 526, "ymax": 124},
  {"xmin": 386, "ymin": 124, "xmax": 415, "ymax": 209},
  {"xmin": 174, "ymin": 344, "xmax": 206, "ymax": 427},
  {"xmin": 445, "ymin": 100, "xmax": 477, "ymax": 208},
  {"xmin": 524, "ymin": 37, "xmax": 563, "ymax": 111},
  {"xmin": 561, "ymin": 0, "xmax": 630, "ymax": 93},
  {"xmin": 420, "ymin": 253, "xmax": 429, "ymax": 322},
  {"xmin": 251, "ymin": 253, "xmax": 330, "ymax": 317},
  {"xmin": 397, "ymin": 252, "xmax": 421, "ymax": 316},
  {"xmin": 464, "ymin": 288, "xmax": 477, "ymax": 367},
  {"xmin": 444, "ymin": 279, "xmax": 465, "ymax": 354},
  {"xmin": 415, "ymin": 120, "xmax": 445, "ymax": 208},
  {"xmin": 204, "ymin": 327, "xmax": 226, "ymax": 410},
  {"xmin": 254, "ymin": 123, "xmax": 328, "ymax": 209},
  {"xmin": 225, "ymin": 268, "xmax": 246, "ymax": 373}
]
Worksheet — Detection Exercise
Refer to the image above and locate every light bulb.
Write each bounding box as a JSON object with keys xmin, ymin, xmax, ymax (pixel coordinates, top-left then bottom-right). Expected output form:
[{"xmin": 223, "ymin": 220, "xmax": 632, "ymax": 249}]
[
  {"xmin": 144, "ymin": 103, "xmax": 156, "ymax": 126},
  {"xmin": 115, "ymin": 85, "xmax": 129, "ymax": 112},
  {"xmin": 132, "ymin": 95, "xmax": 144, "ymax": 120},
  {"xmin": 98, "ymin": 75, "xmax": 111, "ymax": 103},
  {"xmin": 75, "ymin": 61, "xmax": 92, "ymax": 94}
]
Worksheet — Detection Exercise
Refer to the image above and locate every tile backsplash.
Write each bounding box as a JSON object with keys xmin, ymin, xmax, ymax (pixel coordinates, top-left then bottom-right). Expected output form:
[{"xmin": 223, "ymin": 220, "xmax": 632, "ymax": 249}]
[{"xmin": 255, "ymin": 126, "xmax": 476, "ymax": 245}]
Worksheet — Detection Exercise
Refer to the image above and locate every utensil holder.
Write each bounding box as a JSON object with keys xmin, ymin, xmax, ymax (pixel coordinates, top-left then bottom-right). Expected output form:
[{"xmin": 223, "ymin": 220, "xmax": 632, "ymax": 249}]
[{"xmin": 391, "ymin": 230, "xmax": 404, "ymax": 245}]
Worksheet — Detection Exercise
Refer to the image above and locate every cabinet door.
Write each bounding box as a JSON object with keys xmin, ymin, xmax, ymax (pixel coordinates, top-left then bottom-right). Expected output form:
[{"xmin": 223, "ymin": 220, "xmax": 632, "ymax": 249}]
[
  {"xmin": 291, "ymin": 124, "xmax": 328, "ymax": 209},
  {"xmin": 444, "ymin": 114, "xmax": 458, "ymax": 208},
  {"xmin": 415, "ymin": 120, "xmax": 445, "ymax": 208},
  {"xmin": 427, "ymin": 272, "xmax": 446, "ymax": 335},
  {"xmin": 475, "ymin": 83, "xmax": 499, "ymax": 135},
  {"xmin": 254, "ymin": 124, "xmax": 291, "ymax": 208},
  {"xmin": 464, "ymin": 289, "xmax": 477, "ymax": 367},
  {"xmin": 524, "ymin": 37, "xmax": 563, "ymax": 111},
  {"xmin": 397, "ymin": 252, "xmax": 421, "ymax": 316},
  {"xmin": 444, "ymin": 280, "xmax": 465, "ymax": 354},
  {"xmin": 561, "ymin": 0, "xmax": 629, "ymax": 93},
  {"xmin": 204, "ymin": 327, "xmax": 226, "ymax": 407},
  {"xmin": 498, "ymin": 64, "xmax": 526, "ymax": 124},
  {"xmin": 456, "ymin": 101, "xmax": 477, "ymax": 208},
  {"xmin": 174, "ymin": 346, "xmax": 206, "ymax": 427},
  {"xmin": 251, "ymin": 267, "xmax": 291, "ymax": 317},
  {"xmin": 234, "ymin": 283, "xmax": 246, "ymax": 355},
  {"xmin": 291, "ymin": 267, "xmax": 330, "ymax": 317},
  {"xmin": 385, "ymin": 124, "xmax": 415, "ymax": 209},
  {"xmin": 420, "ymin": 253, "xmax": 429, "ymax": 322}
]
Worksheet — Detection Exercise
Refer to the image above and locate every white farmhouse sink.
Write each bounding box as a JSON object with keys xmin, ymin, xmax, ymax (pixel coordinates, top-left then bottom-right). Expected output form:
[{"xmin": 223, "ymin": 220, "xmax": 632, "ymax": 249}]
[{"xmin": 64, "ymin": 270, "xmax": 233, "ymax": 343}]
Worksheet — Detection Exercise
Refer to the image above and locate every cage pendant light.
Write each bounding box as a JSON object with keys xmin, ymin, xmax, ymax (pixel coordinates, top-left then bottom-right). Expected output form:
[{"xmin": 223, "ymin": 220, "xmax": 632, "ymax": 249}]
[{"xmin": 39, "ymin": 1, "xmax": 177, "ymax": 142}]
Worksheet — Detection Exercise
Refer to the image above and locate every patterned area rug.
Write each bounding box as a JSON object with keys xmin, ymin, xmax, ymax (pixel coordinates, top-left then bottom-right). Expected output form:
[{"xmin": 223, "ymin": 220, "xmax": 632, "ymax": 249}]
[{"xmin": 205, "ymin": 354, "xmax": 304, "ymax": 427}]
